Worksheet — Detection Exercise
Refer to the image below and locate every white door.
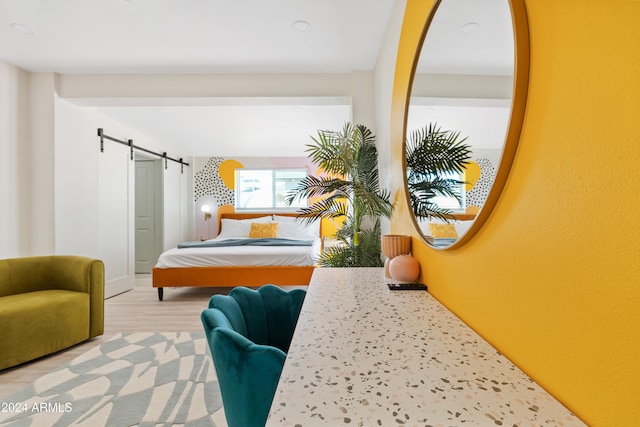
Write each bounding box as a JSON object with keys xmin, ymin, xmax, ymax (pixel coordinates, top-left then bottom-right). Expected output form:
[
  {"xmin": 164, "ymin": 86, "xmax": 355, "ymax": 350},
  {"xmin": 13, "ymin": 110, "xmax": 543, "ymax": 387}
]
[
  {"xmin": 98, "ymin": 144, "xmax": 135, "ymax": 298},
  {"xmin": 135, "ymin": 160, "xmax": 161, "ymax": 273}
]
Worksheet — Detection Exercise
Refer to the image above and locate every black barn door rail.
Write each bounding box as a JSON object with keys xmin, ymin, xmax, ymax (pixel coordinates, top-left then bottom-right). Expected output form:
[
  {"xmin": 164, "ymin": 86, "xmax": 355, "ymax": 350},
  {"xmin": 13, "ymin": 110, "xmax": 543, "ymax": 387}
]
[{"xmin": 97, "ymin": 128, "xmax": 189, "ymax": 173}]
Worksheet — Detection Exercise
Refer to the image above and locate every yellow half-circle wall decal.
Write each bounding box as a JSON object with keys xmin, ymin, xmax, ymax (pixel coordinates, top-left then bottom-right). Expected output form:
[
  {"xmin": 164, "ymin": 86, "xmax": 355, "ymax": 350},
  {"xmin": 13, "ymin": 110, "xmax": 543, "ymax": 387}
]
[
  {"xmin": 219, "ymin": 160, "xmax": 244, "ymax": 189},
  {"xmin": 464, "ymin": 161, "xmax": 481, "ymax": 191},
  {"xmin": 217, "ymin": 204, "xmax": 235, "ymax": 217},
  {"xmin": 466, "ymin": 205, "xmax": 480, "ymax": 215},
  {"xmin": 311, "ymin": 165, "xmax": 346, "ymax": 237}
]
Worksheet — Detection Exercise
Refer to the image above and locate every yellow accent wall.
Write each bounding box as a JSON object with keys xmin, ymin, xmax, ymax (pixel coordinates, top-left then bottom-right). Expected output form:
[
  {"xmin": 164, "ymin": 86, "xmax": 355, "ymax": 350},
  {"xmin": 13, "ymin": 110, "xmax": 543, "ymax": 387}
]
[{"xmin": 390, "ymin": 1, "xmax": 640, "ymax": 426}]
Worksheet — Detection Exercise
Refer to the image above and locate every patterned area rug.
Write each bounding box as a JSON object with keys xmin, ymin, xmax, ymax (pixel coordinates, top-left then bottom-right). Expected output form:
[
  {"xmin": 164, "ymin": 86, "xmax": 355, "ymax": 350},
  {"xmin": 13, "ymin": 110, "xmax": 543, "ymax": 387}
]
[{"xmin": 0, "ymin": 332, "xmax": 225, "ymax": 426}]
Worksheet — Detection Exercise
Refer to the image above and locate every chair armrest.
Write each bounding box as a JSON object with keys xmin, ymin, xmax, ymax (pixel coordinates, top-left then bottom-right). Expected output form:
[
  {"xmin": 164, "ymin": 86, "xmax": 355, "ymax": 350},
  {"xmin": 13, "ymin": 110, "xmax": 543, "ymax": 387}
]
[
  {"xmin": 48, "ymin": 256, "xmax": 105, "ymax": 338},
  {"xmin": 0, "ymin": 256, "xmax": 104, "ymax": 337}
]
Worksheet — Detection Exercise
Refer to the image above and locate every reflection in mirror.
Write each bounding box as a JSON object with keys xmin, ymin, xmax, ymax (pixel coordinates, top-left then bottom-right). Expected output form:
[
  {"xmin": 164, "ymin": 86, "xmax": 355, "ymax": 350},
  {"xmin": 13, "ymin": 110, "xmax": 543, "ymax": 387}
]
[{"xmin": 406, "ymin": 0, "xmax": 527, "ymax": 249}]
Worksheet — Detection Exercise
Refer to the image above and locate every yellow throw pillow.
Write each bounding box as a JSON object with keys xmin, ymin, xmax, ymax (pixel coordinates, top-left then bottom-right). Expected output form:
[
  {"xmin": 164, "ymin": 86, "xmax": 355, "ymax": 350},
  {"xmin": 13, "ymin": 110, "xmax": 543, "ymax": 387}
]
[
  {"xmin": 428, "ymin": 223, "xmax": 458, "ymax": 239},
  {"xmin": 249, "ymin": 222, "xmax": 279, "ymax": 238}
]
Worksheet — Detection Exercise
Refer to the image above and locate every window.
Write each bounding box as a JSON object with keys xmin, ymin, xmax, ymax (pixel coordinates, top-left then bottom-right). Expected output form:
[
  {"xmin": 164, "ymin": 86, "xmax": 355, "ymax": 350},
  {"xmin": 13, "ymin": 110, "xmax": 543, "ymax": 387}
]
[
  {"xmin": 235, "ymin": 169, "xmax": 307, "ymax": 210},
  {"xmin": 430, "ymin": 171, "xmax": 466, "ymax": 212}
]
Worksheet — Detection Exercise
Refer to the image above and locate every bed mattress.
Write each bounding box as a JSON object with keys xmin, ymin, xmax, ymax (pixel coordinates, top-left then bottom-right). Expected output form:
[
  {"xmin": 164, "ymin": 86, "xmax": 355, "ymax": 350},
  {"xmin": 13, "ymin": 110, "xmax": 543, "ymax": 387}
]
[{"xmin": 155, "ymin": 237, "xmax": 321, "ymax": 268}]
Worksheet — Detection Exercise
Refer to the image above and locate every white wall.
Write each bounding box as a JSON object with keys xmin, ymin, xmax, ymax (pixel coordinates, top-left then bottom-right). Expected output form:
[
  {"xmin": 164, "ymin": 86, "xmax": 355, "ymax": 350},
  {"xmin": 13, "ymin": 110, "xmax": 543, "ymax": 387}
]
[
  {"xmin": 407, "ymin": 102, "xmax": 511, "ymax": 152},
  {"xmin": 411, "ymin": 73, "xmax": 513, "ymax": 99},
  {"xmin": 57, "ymin": 73, "xmax": 353, "ymax": 100},
  {"xmin": 373, "ymin": 0, "xmax": 408, "ymax": 234},
  {"xmin": 54, "ymin": 100, "xmax": 99, "ymax": 258},
  {"xmin": 29, "ymin": 73, "xmax": 57, "ymax": 255},
  {"xmin": 350, "ymin": 71, "xmax": 376, "ymax": 129},
  {"xmin": 54, "ymin": 98, "xmax": 191, "ymax": 297},
  {"xmin": 0, "ymin": 61, "xmax": 31, "ymax": 258},
  {"xmin": 163, "ymin": 159, "xmax": 190, "ymax": 251}
]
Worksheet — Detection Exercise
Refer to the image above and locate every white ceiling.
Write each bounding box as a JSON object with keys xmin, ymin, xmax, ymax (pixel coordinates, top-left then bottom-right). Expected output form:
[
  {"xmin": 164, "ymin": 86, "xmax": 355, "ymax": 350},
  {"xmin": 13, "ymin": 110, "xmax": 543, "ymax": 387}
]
[
  {"xmin": 419, "ymin": 0, "xmax": 513, "ymax": 76},
  {"xmin": 0, "ymin": 0, "xmax": 513, "ymax": 157},
  {"xmin": 0, "ymin": 0, "xmax": 398, "ymax": 73}
]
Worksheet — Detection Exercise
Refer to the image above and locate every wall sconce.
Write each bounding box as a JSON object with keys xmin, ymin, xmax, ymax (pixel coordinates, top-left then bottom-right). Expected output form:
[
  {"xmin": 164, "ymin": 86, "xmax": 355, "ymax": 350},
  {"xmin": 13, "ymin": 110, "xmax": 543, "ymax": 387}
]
[{"xmin": 201, "ymin": 204, "xmax": 212, "ymax": 221}]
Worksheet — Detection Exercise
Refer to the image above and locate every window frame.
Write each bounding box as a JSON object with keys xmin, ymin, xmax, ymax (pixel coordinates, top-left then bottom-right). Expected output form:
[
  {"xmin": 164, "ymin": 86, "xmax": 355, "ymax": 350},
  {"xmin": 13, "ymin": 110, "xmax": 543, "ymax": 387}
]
[
  {"xmin": 429, "ymin": 170, "xmax": 467, "ymax": 213},
  {"xmin": 234, "ymin": 168, "xmax": 308, "ymax": 212}
]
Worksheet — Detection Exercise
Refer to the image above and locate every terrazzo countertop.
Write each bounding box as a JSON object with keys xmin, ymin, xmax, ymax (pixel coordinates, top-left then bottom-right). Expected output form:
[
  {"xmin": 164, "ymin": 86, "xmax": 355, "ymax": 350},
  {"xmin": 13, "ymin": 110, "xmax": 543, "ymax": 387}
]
[{"xmin": 267, "ymin": 267, "xmax": 585, "ymax": 426}]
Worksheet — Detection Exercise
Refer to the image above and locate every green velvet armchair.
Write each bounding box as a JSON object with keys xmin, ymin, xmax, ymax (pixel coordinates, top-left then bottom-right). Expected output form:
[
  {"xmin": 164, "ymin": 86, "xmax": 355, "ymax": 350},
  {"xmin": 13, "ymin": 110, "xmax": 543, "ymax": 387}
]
[
  {"xmin": 201, "ymin": 284, "xmax": 306, "ymax": 427},
  {"xmin": 0, "ymin": 255, "xmax": 105, "ymax": 370}
]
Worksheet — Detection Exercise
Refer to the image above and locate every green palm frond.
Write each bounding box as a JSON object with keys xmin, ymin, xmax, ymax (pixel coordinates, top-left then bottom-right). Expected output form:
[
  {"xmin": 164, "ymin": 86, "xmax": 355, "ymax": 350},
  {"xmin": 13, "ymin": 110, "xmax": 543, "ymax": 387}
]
[
  {"xmin": 319, "ymin": 218, "xmax": 383, "ymax": 267},
  {"xmin": 406, "ymin": 124, "xmax": 471, "ymax": 175},
  {"xmin": 318, "ymin": 245, "xmax": 356, "ymax": 267},
  {"xmin": 408, "ymin": 181, "xmax": 459, "ymax": 222},
  {"xmin": 285, "ymin": 175, "xmax": 349, "ymax": 205},
  {"xmin": 297, "ymin": 198, "xmax": 348, "ymax": 222},
  {"xmin": 353, "ymin": 187, "xmax": 393, "ymax": 219},
  {"xmin": 305, "ymin": 123, "xmax": 375, "ymax": 178},
  {"xmin": 408, "ymin": 175, "xmax": 465, "ymax": 201},
  {"xmin": 406, "ymin": 123, "xmax": 472, "ymax": 221},
  {"xmin": 353, "ymin": 222, "xmax": 383, "ymax": 266},
  {"xmin": 286, "ymin": 122, "xmax": 393, "ymax": 267}
]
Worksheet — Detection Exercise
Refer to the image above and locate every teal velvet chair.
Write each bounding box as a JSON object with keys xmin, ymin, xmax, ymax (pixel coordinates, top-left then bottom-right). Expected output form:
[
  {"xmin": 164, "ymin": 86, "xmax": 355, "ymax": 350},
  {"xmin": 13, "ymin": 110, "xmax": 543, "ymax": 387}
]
[{"xmin": 201, "ymin": 285, "xmax": 306, "ymax": 427}]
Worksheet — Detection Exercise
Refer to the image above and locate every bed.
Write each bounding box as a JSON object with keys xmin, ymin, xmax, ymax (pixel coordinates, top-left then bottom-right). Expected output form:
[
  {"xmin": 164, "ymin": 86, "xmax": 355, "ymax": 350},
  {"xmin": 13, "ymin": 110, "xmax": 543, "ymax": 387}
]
[
  {"xmin": 152, "ymin": 213, "xmax": 322, "ymax": 300},
  {"xmin": 418, "ymin": 213, "xmax": 477, "ymax": 247}
]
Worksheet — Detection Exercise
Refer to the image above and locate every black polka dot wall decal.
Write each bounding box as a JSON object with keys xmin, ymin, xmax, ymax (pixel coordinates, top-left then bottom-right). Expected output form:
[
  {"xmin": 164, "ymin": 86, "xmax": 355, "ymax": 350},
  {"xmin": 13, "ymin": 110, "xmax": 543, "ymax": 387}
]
[
  {"xmin": 466, "ymin": 158, "xmax": 496, "ymax": 208},
  {"xmin": 193, "ymin": 157, "xmax": 235, "ymax": 206}
]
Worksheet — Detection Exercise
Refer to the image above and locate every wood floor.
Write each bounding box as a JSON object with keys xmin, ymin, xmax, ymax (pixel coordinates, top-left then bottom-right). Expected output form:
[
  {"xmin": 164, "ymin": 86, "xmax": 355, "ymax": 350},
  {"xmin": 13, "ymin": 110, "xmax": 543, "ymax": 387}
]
[{"xmin": 0, "ymin": 275, "xmax": 246, "ymax": 399}]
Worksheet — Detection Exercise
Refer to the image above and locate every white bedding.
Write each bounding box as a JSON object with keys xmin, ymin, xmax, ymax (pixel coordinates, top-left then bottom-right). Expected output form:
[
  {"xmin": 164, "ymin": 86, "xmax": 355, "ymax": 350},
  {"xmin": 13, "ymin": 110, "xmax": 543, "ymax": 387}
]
[
  {"xmin": 156, "ymin": 215, "xmax": 322, "ymax": 269},
  {"xmin": 155, "ymin": 237, "xmax": 321, "ymax": 268}
]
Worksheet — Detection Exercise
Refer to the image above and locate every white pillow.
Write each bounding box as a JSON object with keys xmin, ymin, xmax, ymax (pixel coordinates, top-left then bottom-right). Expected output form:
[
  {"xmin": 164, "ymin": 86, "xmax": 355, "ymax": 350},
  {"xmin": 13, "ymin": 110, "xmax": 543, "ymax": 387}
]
[
  {"xmin": 218, "ymin": 219, "xmax": 252, "ymax": 238},
  {"xmin": 217, "ymin": 215, "xmax": 273, "ymax": 238},
  {"xmin": 305, "ymin": 219, "xmax": 321, "ymax": 238},
  {"xmin": 454, "ymin": 220, "xmax": 474, "ymax": 237},
  {"xmin": 240, "ymin": 215, "xmax": 273, "ymax": 223},
  {"xmin": 273, "ymin": 215, "xmax": 320, "ymax": 234},
  {"xmin": 275, "ymin": 218, "xmax": 320, "ymax": 239}
]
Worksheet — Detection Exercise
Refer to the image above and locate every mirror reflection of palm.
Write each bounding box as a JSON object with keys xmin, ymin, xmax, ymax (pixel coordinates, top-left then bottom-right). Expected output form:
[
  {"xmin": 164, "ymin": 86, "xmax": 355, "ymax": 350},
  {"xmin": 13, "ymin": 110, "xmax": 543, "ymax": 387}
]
[{"xmin": 405, "ymin": 0, "xmax": 529, "ymax": 249}]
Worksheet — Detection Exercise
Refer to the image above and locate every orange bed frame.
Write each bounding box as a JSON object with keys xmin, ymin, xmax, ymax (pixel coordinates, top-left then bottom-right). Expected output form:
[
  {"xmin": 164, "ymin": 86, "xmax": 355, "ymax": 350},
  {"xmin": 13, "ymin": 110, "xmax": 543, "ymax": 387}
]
[{"xmin": 152, "ymin": 212, "xmax": 319, "ymax": 300}]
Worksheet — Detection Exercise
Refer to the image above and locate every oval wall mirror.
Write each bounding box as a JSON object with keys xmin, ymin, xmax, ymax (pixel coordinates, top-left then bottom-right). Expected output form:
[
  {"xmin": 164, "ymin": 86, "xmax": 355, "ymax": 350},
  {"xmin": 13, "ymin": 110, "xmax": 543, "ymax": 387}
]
[{"xmin": 404, "ymin": 0, "xmax": 529, "ymax": 249}]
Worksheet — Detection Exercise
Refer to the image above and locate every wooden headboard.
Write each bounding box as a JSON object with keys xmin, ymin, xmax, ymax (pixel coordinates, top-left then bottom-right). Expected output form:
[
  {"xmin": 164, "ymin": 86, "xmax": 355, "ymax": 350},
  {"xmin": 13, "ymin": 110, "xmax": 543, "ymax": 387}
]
[
  {"xmin": 218, "ymin": 212, "xmax": 322, "ymax": 237},
  {"xmin": 451, "ymin": 213, "xmax": 477, "ymax": 221}
]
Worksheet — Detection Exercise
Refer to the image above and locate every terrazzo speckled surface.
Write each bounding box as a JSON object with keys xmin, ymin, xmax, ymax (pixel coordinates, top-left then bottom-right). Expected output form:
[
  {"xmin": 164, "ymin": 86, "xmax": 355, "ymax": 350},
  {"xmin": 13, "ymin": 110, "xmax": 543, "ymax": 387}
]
[{"xmin": 267, "ymin": 267, "xmax": 585, "ymax": 426}]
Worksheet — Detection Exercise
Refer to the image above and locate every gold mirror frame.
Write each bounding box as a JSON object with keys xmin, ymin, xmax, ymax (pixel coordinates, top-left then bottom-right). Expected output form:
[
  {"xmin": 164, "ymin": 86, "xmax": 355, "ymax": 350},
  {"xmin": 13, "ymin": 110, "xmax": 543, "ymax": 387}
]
[{"xmin": 403, "ymin": 0, "xmax": 530, "ymax": 250}]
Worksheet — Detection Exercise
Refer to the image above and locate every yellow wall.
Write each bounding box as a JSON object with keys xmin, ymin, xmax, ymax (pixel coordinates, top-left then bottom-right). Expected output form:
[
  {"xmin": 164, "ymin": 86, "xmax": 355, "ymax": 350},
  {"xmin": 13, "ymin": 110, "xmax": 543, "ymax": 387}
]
[{"xmin": 390, "ymin": 1, "xmax": 640, "ymax": 426}]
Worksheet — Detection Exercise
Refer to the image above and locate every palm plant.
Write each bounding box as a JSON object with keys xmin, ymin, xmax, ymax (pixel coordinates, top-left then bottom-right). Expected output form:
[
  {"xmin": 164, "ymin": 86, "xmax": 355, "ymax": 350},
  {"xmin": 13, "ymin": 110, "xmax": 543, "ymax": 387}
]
[
  {"xmin": 406, "ymin": 123, "xmax": 472, "ymax": 221},
  {"xmin": 285, "ymin": 123, "xmax": 393, "ymax": 267}
]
